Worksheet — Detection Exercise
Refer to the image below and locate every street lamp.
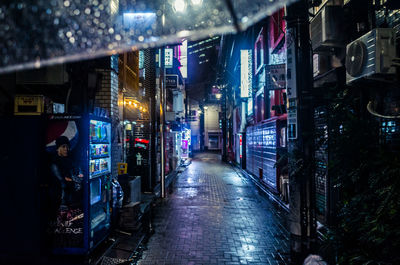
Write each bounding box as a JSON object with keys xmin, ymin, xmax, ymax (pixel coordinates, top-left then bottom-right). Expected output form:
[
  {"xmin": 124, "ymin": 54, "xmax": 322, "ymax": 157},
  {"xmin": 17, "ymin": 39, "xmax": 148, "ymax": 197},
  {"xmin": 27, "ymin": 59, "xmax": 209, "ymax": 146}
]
[
  {"xmin": 191, "ymin": 0, "xmax": 203, "ymax": 5},
  {"xmin": 173, "ymin": 0, "xmax": 187, "ymax": 13}
]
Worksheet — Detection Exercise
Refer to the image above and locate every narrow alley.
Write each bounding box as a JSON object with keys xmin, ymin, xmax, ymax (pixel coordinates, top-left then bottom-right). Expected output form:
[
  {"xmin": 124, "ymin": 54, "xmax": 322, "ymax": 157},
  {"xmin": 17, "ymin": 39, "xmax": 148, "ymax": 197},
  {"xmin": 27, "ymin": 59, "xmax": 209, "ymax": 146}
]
[{"xmin": 138, "ymin": 152, "xmax": 290, "ymax": 265}]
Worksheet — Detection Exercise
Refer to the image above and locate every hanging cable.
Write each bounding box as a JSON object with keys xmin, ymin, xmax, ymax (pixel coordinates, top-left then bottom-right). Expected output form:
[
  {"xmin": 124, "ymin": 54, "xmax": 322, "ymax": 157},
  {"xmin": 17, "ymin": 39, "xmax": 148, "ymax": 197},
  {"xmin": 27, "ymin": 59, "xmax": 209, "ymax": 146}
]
[{"xmin": 367, "ymin": 101, "xmax": 400, "ymax": 119}]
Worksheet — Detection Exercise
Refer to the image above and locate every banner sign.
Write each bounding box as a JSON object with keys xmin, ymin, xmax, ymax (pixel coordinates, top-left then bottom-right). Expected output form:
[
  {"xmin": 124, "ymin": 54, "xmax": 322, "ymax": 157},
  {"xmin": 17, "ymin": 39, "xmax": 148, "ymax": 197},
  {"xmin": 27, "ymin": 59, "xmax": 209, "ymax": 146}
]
[{"xmin": 240, "ymin": 49, "xmax": 252, "ymax": 98}]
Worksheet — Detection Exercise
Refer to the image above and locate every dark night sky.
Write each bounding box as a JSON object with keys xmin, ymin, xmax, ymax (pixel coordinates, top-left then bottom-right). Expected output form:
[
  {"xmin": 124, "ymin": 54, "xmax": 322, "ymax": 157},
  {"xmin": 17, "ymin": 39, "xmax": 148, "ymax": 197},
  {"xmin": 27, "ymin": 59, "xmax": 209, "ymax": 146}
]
[{"xmin": 186, "ymin": 38, "xmax": 220, "ymax": 102}]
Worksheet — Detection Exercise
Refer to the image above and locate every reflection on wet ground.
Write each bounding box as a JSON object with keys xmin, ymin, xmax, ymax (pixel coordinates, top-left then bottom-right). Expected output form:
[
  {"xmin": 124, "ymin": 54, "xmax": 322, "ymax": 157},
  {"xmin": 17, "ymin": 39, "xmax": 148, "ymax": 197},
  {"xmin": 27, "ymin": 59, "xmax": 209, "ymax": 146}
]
[{"xmin": 138, "ymin": 152, "xmax": 289, "ymax": 265}]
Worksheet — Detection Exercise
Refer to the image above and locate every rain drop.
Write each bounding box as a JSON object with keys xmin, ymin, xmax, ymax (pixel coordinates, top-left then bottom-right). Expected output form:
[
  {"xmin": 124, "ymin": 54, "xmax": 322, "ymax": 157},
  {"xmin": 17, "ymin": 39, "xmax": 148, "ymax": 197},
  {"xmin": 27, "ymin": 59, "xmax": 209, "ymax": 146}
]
[
  {"xmin": 138, "ymin": 36, "xmax": 144, "ymax": 42},
  {"xmin": 85, "ymin": 8, "xmax": 91, "ymax": 15},
  {"xmin": 69, "ymin": 37, "xmax": 75, "ymax": 44},
  {"xmin": 108, "ymin": 28, "xmax": 114, "ymax": 34},
  {"xmin": 115, "ymin": 34, "xmax": 121, "ymax": 41},
  {"xmin": 64, "ymin": 1, "xmax": 70, "ymax": 7}
]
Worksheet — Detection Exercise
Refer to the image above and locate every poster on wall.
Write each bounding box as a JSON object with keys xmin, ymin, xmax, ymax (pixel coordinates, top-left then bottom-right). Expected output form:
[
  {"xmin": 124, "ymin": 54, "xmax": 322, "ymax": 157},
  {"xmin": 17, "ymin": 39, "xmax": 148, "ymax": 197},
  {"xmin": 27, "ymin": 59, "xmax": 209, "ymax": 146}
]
[
  {"xmin": 45, "ymin": 118, "xmax": 84, "ymax": 248},
  {"xmin": 267, "ymin": 64, "xmax": 286, "ymax": 90}
]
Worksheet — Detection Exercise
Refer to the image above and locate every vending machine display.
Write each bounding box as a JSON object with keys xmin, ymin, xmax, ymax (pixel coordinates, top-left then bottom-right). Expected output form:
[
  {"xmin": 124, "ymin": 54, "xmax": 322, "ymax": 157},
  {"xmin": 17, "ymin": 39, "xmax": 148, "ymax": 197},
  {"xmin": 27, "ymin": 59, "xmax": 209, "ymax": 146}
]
[
  {"xmin": 181, "ymin": 128, "xmax": 191, "ymax": 159},
  {"xmin": 89, "ymin": 120, "xmax": 111, "ymax": 179},
  {"xmin": 45, "ymin": 114, "xmax": 111, "ymax": 255}
]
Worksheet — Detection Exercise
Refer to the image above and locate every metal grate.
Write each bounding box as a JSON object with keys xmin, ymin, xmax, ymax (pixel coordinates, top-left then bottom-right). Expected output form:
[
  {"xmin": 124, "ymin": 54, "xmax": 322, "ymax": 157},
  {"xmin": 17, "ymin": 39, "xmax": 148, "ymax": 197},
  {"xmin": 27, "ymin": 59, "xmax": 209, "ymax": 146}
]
[{"xmin": 314, "ymin": 106, "xmax": 328, "ymax": 221}]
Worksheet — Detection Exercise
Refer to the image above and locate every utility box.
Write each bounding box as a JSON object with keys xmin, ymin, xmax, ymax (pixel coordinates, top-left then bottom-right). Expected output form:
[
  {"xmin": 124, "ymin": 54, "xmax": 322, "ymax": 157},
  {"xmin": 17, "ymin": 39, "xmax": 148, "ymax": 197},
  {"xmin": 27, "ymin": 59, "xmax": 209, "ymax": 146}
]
[
  {"xmin": 14, "ymin": 95, "xmax": 52, "ymax": 115},
  {"xmin": 118, "ymin": 175, "xmax": 141, "ymax": 205},
  {"xmin": 118, "ymin": 162, "xmax": 128, "ymax": 175}
]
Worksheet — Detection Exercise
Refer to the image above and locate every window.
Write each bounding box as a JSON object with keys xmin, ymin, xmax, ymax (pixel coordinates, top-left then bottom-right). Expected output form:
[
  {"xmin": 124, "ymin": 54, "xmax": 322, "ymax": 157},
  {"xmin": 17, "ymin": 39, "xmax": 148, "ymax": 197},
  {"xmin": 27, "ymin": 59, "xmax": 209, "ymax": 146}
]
[
  {"xmin": 269, "ymin": 8, "xmax": 286, "ymax": 53},
  {"xmin": 254, "ymin": 28, "xmax": 265, "ymax": 75}
]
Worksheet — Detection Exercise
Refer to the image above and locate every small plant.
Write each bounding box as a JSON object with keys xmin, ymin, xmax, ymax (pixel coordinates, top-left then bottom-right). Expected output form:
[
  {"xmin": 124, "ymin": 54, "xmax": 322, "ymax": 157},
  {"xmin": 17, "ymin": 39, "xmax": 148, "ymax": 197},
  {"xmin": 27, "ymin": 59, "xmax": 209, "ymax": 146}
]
[{"xmin": 321, "ymin": 85, "xmax": 400, "ymax": 264}]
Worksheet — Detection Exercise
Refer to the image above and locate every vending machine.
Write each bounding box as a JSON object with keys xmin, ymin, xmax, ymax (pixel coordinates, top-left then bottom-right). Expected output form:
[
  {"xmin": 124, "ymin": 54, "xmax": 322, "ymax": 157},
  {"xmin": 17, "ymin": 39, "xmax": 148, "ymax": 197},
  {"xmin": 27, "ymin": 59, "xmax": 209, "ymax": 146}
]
[
  {"xmin": 181, "ymin": 128, "xmax": 191, "ymax": 159},
  {"xmin": 246, "ymin": 115, "xmax": 287, "ymax": 193},
  {"xmin": 45, "ymin": 114, "xmax": 112, "ymax": 255}
]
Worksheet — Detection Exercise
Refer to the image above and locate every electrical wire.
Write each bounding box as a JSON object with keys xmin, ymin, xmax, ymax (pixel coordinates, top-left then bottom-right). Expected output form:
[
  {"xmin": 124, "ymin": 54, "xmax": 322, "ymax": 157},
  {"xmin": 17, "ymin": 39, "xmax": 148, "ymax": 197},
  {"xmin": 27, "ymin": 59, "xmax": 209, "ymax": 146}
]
[{"xmin": 367, "ymin": 101, "xmax": 400, "ymax": 119}]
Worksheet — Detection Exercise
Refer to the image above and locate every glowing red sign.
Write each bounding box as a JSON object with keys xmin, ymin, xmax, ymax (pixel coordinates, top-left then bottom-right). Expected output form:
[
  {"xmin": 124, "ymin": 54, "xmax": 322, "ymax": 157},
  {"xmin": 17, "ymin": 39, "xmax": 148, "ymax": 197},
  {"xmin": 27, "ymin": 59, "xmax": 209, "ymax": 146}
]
[
  {"xmin": 135, "ymin": 138, "xmax": 149, "ymax": 144},
  {"xmin": 239, "ymin": 134, "xmax": 243, "ymax": 158}
]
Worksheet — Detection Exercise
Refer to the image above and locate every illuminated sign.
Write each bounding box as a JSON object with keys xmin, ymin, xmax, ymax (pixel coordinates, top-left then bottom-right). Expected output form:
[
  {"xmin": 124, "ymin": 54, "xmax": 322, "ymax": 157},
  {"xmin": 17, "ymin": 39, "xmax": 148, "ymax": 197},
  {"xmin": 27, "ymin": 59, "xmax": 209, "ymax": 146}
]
[
  {"xmin": 239, "ymin": 134, "xmax": 242, "ymax": 158},
  {"xmin": 240, "ymin": 49, "xmax": 252, "ymax": 98},
  {"xmin": 139, "ymin": 50, "xmax": 144, "ymax": 69},
  {"xmin": 135, "ymin": 138, "xmax": 149, "ymax": 149},
  {"xmin": 166, "ymin": 74, "xmax": 178, "ymax": 89},
  {"xmin": 123, "ymin": 12, "xmax": 156, "ymax": 30},
  {"xmin": 178, "ymin": 40, "xmax": 188, "ymax": 78},
  {"xmin": 165, "ymin": 48, "xmax": 173, "ymax": 68},
  {"xmin": 247, "ymin": 98, "xmax": 253, "ymax": 115}
]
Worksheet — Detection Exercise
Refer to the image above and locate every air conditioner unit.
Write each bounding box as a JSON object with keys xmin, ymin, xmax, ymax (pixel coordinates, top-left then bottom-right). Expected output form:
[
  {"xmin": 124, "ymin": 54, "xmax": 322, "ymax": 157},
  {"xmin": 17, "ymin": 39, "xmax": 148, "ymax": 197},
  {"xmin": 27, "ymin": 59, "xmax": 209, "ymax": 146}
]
[
  {"xmin": 16, "ymin": 64, "xmax": 68, "ymax": 85},
  {"xmin": 310, "ymin": 5, "xmax": 344, "ymax": 53},
  {"xmin": 346, "ymin": 28, "xmax": 396, "ymax": 84}
]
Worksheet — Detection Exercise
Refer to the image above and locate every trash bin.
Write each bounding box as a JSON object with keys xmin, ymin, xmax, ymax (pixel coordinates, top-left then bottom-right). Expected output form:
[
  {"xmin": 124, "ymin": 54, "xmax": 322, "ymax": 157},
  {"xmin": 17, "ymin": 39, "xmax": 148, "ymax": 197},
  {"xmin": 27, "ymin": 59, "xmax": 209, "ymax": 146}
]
[{"xmin": 117, "ymin": 174, "xmax": 141, "ymax": 205}]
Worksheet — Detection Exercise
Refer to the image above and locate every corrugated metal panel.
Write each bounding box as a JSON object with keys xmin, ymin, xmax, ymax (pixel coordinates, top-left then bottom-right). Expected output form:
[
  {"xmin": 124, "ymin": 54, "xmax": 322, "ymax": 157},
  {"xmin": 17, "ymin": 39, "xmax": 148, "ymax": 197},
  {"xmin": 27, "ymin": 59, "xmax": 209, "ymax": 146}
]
[{"xmin": 246, "ymin": 119, "xmax": 279, "ymax": 190}]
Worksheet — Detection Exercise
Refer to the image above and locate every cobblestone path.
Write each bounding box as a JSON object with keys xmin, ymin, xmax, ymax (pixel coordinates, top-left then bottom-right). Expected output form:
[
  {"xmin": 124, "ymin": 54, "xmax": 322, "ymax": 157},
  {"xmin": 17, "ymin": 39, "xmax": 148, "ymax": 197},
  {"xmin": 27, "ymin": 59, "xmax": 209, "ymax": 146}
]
[{"xmin": 138, "ymin": 152, "xmax": 290, "ymax": 265}]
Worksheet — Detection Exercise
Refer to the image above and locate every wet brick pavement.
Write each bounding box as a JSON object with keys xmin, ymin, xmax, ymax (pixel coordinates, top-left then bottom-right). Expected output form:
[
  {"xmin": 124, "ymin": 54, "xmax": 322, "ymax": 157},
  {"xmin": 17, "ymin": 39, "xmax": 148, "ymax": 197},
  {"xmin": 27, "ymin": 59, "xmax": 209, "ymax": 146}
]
[{"xmin": 138, "ymin": 152, "xmax": 290, "ymax": 265}]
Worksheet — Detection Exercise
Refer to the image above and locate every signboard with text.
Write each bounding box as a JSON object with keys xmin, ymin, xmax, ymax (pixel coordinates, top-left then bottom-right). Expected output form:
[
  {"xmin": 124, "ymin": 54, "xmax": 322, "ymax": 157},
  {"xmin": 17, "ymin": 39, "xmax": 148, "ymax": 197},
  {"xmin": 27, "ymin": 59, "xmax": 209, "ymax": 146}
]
[
  {"xmin": 240, "ymin": 50, "xmax": 252, "ymax": 98},
  {"xmin": 267, "ymin": 64, "xmax": 286, "ymax": 90},
  {"xmin": 166, "ymin": 74, "xmax": 178, "ymax": 89},
  {"xmin": 286, "ymin": 28, "xmax": 297, "ymax": 139},
  {"xmin": 165, "ymin": 48, "xmax": 173, "ymax": 68}
]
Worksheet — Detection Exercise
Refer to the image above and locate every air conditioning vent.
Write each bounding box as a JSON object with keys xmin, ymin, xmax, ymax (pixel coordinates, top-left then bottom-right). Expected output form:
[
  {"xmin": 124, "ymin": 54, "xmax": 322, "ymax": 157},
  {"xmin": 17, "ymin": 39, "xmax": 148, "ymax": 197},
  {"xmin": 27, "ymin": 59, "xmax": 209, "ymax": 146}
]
[
  {"xmin": 310, "ymin": 5, "xmax": 344, "ymax": 53},
  {"xmin": 346, "ymin": 28, "xmax": 396, "ymax": 84}
]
